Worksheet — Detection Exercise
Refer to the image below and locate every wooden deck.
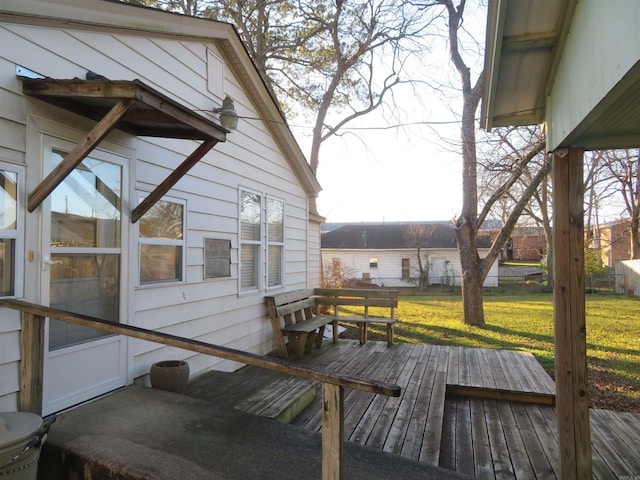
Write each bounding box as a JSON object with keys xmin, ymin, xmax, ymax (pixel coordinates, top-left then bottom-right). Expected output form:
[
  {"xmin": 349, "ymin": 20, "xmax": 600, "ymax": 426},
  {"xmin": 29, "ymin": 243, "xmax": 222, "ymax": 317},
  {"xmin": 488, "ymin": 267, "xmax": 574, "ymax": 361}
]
[{"xmin": 186, "ymin": 340, "xmax": 640, "ymax": 479}]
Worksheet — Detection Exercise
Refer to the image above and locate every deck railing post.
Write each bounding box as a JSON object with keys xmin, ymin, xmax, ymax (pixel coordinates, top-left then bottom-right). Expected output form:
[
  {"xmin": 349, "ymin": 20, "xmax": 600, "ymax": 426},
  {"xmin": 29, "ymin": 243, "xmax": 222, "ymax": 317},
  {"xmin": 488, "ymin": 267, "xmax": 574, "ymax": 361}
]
[
  {"xmin": 322, "ymin": 382, "xmax": 344, "ymax": 480},
  {"xmin": 19, "ymin": 312, "xmax": 45, "ymax": 414}
]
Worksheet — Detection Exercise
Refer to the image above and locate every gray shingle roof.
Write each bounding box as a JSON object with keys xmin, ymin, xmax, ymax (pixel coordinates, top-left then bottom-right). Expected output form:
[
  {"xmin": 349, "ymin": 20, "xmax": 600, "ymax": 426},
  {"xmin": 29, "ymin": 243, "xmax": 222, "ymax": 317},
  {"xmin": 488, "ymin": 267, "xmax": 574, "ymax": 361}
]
[{"xmin": 321, "ymin": 222, "xmax": 493, "ymax": 249}]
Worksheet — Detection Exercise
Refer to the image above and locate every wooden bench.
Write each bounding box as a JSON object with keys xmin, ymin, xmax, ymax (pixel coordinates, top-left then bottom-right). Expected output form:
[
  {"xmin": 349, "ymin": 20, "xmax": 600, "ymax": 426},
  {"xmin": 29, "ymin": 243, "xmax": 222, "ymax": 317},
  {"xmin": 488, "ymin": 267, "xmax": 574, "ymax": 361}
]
[
  {"xmin": 265, "ymin": 289, "xmax": 338, "ymax": 359},
  {"xmin": 314, "ymin": 288, "xmax": 399, "ymax": 347}
]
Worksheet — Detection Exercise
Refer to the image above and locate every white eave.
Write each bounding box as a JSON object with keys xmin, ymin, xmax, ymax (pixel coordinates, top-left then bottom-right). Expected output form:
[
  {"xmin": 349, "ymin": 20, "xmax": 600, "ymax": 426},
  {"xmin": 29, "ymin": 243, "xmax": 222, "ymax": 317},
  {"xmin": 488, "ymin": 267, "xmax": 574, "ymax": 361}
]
[{"xmin": 481, "ymin": 0, "xmax": 576, "ymax": 130}]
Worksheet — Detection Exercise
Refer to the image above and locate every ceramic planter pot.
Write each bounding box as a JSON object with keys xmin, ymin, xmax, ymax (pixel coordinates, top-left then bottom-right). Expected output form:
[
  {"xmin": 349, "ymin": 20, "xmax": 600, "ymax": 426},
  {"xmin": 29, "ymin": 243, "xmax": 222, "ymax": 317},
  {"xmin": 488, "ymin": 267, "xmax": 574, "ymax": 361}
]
[{"xmin": 149, "ymin": 360, "xmax": 190, "ymax": 393}]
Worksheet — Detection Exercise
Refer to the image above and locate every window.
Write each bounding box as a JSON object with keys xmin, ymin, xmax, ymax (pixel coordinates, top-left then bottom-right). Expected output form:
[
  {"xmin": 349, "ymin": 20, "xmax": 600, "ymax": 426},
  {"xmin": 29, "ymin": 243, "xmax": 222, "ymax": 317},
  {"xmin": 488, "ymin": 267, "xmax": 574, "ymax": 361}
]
[
  {"xmin": 0, "ymin": 167, "xmax": 21, "ymax": 297},
  {"xmin": 240, "ymin": 190, "xmax": 261, "ymax": 291},
  {"xmin": 402, "ymin": 258, "xmax": 410, "ymax": 279},
  {"xmin": 138, "ymin": 198, "xmax": 185, "ymax": 285},
  {"xmin": 369, "ymin": 257, "xmax": 378, "ymax": 269},
  {"xmin": 239, "ymin": 189, "xmax": 285, "ymax": 292},
  {"xmin": 267, "ymin": 198, "xmax": 284, "ymax": 288}
]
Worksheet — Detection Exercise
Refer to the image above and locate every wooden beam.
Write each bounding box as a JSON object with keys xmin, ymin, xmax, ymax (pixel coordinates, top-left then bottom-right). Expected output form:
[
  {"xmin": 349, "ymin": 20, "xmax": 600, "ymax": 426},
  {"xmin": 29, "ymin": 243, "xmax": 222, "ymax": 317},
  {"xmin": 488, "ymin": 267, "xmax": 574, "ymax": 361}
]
[
  {"xmin": 322, "ymin": 383, "xmax": 344, "ymax": 480},
  {"xmin": 446, "ymin": 384, "xmax": 556, "ymax": 406},
  {"xmin": 131, "ymin": 137, "xmax": 218, "ymax": 223},
  {"xmin": 27, "ymin": 98, "xmax": 135, "ymax": 212},
  {"xmin": 137, "ymin": 89, "xmax": 227, "ymax": 142},
  {"xmin": 552, "ymin": 147, "xmax": 592, "ymax": 479},
  {"xmin": 19, "ymin": 312, "xmax": 45, "ymax": 414}
]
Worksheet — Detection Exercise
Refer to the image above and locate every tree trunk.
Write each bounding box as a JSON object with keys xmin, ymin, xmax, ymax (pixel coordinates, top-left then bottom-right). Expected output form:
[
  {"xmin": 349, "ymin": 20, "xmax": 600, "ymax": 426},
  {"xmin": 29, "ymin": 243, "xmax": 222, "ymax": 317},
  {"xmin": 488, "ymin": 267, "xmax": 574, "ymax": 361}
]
[
  {"xmin": 631, "ymin": 215, "xmax": 640, "ymax": 259},
  {"xmin": 457, "ymin": 219, "xmax": 485, "ymax": 326},
  {"xmin": 461, "ymin": 269, "xmax": 485, "ymax": 326}
]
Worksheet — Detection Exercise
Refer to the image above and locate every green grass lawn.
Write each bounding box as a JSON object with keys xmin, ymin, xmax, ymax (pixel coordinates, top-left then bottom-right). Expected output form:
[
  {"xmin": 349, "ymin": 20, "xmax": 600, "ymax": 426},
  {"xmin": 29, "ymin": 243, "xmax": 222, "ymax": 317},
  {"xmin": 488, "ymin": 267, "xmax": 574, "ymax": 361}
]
[{"xmin": 343, "ymin": 293, "xmax": 640, "ymax": 412}]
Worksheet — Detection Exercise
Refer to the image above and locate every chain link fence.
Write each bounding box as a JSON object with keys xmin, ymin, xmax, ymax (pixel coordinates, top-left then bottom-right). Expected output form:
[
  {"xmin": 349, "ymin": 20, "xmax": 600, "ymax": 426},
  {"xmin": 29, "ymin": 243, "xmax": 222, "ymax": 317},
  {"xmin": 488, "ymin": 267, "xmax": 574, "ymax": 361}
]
[{"xmin": 342, "ymin": 273, "xmax": 621, "ymax": 295}]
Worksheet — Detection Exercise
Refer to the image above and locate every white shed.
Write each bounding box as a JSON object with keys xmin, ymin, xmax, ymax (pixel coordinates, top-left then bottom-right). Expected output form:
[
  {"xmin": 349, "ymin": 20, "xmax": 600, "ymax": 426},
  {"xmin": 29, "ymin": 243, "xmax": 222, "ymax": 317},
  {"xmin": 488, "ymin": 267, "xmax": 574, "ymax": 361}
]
[{"xmin": 0, "ymin": 0, "xmax": 321, "ymax": 415}]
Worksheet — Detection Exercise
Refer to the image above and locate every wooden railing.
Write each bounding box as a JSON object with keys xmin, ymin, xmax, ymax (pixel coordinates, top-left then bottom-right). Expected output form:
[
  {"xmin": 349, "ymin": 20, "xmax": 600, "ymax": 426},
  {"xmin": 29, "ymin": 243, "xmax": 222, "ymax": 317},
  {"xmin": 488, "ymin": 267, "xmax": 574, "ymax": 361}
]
[{"xmin": 0, "ymin": 299, "xmax": 401, "ymax": 480}]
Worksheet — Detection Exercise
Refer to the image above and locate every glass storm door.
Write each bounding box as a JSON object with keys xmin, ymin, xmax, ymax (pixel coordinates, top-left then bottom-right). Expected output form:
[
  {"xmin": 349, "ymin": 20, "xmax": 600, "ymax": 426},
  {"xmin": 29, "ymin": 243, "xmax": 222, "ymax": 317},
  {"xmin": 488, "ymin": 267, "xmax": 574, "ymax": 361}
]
[{"xmin": 41, "ymin": 137, "xmax": 127, "ymax": 415}]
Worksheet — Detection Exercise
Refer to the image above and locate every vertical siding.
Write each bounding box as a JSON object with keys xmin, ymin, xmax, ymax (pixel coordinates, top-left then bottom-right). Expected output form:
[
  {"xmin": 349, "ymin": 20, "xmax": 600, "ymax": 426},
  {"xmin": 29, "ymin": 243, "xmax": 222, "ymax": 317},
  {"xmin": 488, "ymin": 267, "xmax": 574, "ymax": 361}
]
[{"xmin": 0, "ymin": 17, "xmax": 312, "ymax": 408}]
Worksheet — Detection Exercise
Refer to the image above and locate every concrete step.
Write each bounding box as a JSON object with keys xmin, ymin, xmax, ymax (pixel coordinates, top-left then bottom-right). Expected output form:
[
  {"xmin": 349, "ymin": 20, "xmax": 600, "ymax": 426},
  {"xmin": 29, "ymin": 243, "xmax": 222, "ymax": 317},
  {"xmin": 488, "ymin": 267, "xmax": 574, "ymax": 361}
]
[{"xmin": 38, "ymin": 385, "xmax": 470, "ymax": 480}]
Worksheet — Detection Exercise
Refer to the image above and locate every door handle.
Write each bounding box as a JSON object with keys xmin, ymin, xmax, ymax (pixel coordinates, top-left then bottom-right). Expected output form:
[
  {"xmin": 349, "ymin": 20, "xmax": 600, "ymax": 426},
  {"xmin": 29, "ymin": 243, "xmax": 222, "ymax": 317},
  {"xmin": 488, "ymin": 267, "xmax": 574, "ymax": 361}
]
[
  {"xmin": 44, "ymin": 255, "xmax": 63, "ymax": 265},
  {"xmin": 43, "ymin": 255, "xmax": 63, "ymax": 271}
]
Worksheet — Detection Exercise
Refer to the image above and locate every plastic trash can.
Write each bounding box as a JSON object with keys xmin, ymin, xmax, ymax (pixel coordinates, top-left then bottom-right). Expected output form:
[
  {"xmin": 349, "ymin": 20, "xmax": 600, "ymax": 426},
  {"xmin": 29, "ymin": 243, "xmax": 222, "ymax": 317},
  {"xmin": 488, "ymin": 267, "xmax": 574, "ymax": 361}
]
[{"xmin": 0, "ymin": 412, "xmax": 44, "ymax": 480}]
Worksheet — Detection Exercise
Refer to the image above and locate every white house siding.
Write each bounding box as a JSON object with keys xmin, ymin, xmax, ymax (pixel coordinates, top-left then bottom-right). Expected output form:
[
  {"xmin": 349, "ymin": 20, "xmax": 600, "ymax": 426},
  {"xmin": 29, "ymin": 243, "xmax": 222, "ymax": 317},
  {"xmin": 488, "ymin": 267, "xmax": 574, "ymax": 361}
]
[
  {"xmin": 547, "ymin": 0, "xmax": 640, "ymax": 150},
  {"xmin": 322, "ymin": 249, "xmax": 499, "ymax": 288},
  {"xmin": 0, "ymin": 11, "xmax": 313, "ymax": 409}
]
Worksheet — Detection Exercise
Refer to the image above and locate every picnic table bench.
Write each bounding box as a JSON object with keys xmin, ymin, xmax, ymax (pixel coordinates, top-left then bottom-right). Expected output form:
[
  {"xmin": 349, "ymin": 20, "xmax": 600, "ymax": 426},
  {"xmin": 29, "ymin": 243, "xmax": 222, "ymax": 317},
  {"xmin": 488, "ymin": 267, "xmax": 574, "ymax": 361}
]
[{"xmin": 265, "ymin": 288, "xmax": 399, "ymax": 359}]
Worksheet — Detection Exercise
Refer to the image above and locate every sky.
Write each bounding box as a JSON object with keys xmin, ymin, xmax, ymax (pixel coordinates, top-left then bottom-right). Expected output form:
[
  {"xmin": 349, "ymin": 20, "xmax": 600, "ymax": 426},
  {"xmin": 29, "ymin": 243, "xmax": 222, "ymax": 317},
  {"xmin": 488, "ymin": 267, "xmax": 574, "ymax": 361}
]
[
  {"xmin": 294, "ymin": 113, "xmax": 464, "ymax": 223},
  {"xmin": 288, "ymin": 3, "xmax": 487, "ymax": 225}
]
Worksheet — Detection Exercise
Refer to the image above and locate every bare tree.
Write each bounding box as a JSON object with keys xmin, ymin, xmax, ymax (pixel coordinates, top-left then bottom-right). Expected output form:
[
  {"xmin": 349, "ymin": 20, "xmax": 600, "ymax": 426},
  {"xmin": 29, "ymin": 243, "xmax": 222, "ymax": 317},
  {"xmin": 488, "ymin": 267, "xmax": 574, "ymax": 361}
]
[
  {"xmin": 479, "ymin": 126, "xmax": 553, "ymax": 285},
  {"xmin": 321, "ymin": 258, "xmax": 357, "ymax": 288},
  {"xmin": 601, "ymin": 149, "xmax": 640, "ymax": 258},
  {"xmin": 209, "ymin": 1, "xmax": 433, "ymax": 181},
  {"xmin": 429, "ymin": 0, "xmax": 549, "ymax": 325},
  {"xmin": 404, "ymin": 224, "xmax": 436, "ymax": 291}
]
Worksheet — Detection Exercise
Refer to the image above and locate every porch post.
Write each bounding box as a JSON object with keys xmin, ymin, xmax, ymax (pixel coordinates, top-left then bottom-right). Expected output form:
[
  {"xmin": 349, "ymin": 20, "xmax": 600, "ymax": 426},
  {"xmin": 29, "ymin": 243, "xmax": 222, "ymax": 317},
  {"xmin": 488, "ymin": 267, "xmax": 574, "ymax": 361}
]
[
  {"xmin": 322, "ymin": 383, "xmax": 344, "ymax": 480},
  {"xmin": 19, "ymin": 312, "xmax": 45, "ymax": 414},
  {"xmin": 552, "ymin": 147, "xmax": 592, "ymax": 479}
]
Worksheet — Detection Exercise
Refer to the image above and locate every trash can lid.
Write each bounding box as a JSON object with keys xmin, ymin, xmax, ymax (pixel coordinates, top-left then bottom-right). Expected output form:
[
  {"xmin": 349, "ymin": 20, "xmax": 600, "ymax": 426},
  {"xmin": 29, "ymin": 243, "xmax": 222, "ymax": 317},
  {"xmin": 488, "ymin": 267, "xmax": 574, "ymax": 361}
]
[{"xmin": 0, "ymin": 412, "xmax": 43, "ymax": 450}]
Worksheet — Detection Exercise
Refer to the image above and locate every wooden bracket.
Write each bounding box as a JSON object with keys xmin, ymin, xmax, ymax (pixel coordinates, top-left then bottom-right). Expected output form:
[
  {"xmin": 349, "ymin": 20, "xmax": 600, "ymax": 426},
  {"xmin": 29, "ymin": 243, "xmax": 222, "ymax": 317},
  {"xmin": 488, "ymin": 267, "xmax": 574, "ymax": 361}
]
[
  {"xmin": 131, "ymin": 137, "xmax": 218, "ymax": 223},
  {"xmin": 27, "ymin": 98, "xmax": 135, "ymax": 212}
]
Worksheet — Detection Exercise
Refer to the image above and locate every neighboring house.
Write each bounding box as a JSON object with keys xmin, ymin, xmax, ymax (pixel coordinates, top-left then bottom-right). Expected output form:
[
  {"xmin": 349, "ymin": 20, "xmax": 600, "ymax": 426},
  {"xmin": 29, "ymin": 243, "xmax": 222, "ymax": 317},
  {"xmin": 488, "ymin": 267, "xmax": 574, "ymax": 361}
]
[
  {"xmin": 594, "ymin": 219, "xmax": 633, "ymax": 267},
  {"xmin": 504, "ymin": 226, "xmax": 545, "ymax": 261},
  {"xmin": 321, "ymin": 222, "xmax": 499, "ymax": 288},
  {"xmin": 0, "ymin": 0, "xmax": 321, "ymax": 415}
]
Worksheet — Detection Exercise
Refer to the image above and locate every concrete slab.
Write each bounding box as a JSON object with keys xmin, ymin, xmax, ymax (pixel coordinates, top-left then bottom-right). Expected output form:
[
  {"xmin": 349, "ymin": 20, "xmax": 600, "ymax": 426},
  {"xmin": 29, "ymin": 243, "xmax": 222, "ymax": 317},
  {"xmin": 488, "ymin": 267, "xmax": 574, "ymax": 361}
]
[{"xmin": 39, "ymin": 385, "xmax": 469, "ymax": 480}]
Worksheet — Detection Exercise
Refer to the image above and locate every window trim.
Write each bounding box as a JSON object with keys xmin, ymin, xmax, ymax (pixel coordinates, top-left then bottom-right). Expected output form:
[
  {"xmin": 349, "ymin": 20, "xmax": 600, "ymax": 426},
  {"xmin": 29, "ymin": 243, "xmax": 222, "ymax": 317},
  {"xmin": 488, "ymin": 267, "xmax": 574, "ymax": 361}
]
[
  {"xmin": 238, "ymin": 188, "xmax": 286, "ymax": 294},
  {"xmin": 0, "ymin": 162, "xmax": 24, "ymax": 298},
  {"xmin": 239, "ymin": 188, "xmax": 262, "ymax": 293},
  {"xmin": 136, "ymin": 194, "xmax": 186, "ymax": 287}
]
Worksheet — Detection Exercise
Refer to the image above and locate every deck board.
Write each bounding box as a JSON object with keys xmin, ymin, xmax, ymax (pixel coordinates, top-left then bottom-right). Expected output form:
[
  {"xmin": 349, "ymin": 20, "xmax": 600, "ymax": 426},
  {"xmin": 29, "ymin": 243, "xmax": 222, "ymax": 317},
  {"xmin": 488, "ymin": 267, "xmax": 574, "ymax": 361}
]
[
  {"xmin": 471, "ymin": 398, "xmax": 495, "ymax": 479},
  {"xmin": 590, "ymin": 409, "xmax": 640, "ymax": 476},
  {"xmin": 419, "ymin": 345, "xmax": 449, "ymax": 465},
  {"xmin": 187, "ymin": 340, "xmax": 640, "ymax": 480},
  {"xmin": 398, "ymin": 344, "xmax": 440, "ymax": 459},
  {"xmin": 382, "ymin": 344, "xmax": 432, "ymax": 455}
]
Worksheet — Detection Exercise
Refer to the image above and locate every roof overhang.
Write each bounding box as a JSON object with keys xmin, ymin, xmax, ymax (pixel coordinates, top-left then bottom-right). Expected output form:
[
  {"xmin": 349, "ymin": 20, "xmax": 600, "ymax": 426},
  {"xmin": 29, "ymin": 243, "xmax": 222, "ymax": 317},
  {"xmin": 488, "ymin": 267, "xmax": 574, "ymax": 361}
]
[
  {"xmin": 482, "ymin": 0, "xmax": 640, "ymax": 151},
  {"xmin": 21, "ymin": 77, "xmax": 228, "ymax": 141},
  {"xmin": 20, "ymin": 77, "xmax": 228, "ymax": 220},
  {"xmin": 481, "ymin": 0, "xmax": 576, "ymax": 130}
]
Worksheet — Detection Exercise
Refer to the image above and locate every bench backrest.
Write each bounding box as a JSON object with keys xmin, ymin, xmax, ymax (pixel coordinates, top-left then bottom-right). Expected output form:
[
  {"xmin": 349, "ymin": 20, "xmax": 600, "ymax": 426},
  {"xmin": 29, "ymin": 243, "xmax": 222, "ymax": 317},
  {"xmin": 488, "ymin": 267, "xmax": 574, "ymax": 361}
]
[
  {"xmin": 313, "ymin": 288, "xmax": 398, "ymax": 318},
  {"xmin": 265, "ymin": 289, "xmax": 316, "ymax": 329}
]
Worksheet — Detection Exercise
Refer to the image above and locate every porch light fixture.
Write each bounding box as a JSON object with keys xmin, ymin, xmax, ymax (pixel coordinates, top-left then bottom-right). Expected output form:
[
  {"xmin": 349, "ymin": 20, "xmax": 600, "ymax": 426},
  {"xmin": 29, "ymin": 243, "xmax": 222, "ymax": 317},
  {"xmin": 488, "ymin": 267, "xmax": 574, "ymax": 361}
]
[{"xmin": 213, "ymin": 95, "xmax": 238, "ymax": 131}]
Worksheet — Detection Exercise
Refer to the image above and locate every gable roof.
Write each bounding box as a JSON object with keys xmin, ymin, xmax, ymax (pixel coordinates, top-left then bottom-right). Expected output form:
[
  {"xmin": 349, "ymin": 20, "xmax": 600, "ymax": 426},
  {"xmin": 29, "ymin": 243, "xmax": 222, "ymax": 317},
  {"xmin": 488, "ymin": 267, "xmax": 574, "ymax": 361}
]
[
  {"xmin": 321, "ymin": 223, "xmax": 492, "ymax": 250},
  {"xmin": 0, "ymin": 0, "xmax": 321, "ymax": 198}
]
